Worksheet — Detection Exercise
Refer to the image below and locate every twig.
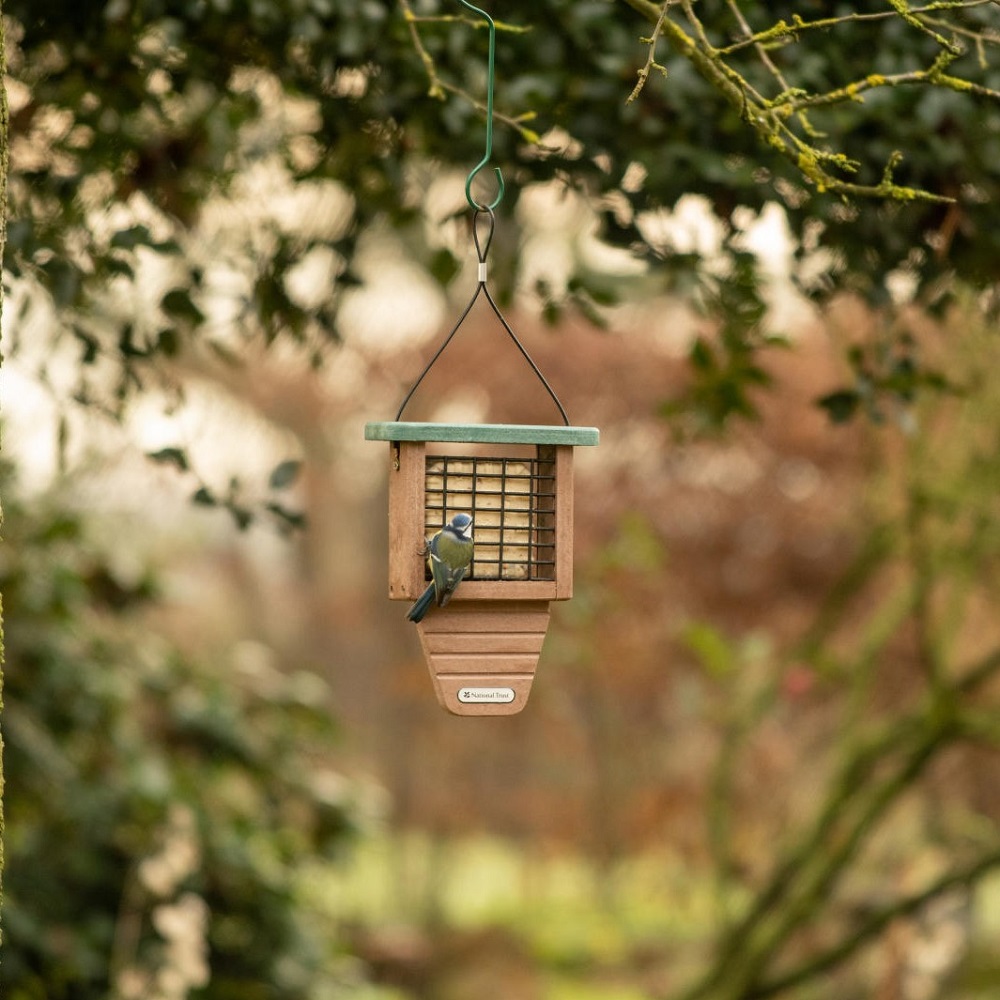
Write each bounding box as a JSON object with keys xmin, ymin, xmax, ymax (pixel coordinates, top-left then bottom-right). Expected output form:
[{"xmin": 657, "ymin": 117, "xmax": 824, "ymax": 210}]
[
  {"xmin": 400, "ymin": 0, "xmax": 446, "ymax": 99},
  {"xmin": 772, "ymin": 44, "xmax": 1000, "ymax": 113},
  {"xmin": 956, "ymin": 642, "xmax": 1000, "ymax": 694},
  {"xmin": 705, "ymin": 676, "xmax": 782, "ymax": 928},
  {"xmin": 886, "ymin": 0, "xmax": 964, "ymax": 55},
  {"xmin": 922, "ymin": 13, "xmax": 1000, "ymax": 48},
  {"xmin": 753, "ymin": 848, "xmax": 1000, "ymax": 998},
  {"xmin": 724, "ymin": 0, "xmax": 822, "ymax": 137},
  {"xmin": 620, "ymin": 0, "xmax": 664, "ymax": 21},
  {"xmin": 403, "ymin": 13, "xmax": 530, "ymax": 33},
  {"xmin": 618, "ymin": 0, "xmax": 959, "ymax": 202},
  {"xmin": 674, "ymin": 633, "xmax": 1000, "ymax": 1000},
  {"xmin": 679, "ymin": 713, "xmax": 959, "ymax": 1000},
  {"xmin": 398, "ymin": 0, "xmax": 540, "ymax": 142},
  {"xmin": 627, "ymin": 1, "xmax": 674, "ymax": 104},
  {"xmin": 903, "ymin": 436, "xmax": 947, "ymax": 695},
  {"xmin": 717, "ymin": 2, "xmax": 1000, "ymax": 56}
]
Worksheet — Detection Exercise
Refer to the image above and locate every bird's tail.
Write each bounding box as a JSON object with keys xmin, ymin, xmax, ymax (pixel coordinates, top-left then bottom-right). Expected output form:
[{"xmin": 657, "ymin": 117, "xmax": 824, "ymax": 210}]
[{"xmin": 406, "ymin": 582, "xmax": 436, "ymax": 623}]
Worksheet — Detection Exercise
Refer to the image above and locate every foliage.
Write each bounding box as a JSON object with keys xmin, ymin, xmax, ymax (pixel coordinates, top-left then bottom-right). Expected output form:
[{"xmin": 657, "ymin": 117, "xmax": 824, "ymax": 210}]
[
  {"xmin": 659, "ymin": 305, "xmax": 1000, "ymax": 1000},
  {"xmin": 671, "ymin": 309, "xmax": 1000, "ymax": 1000},
  {"xmin": 5, "ymin": 0, "xmax": 1000, "ymax": 444},
  {"xmin": 0, "ymin": 465, "xmax": 364, "ymax": 999},
  {"xmin": 1, "ymin": 0, "xmax": 9, "ymax": 952},
  {"xmin": 4, "ymin": 5, "xmax": 1000, "ymax": 998},
  {"xmin": 659, "ymin": 250, "xmax": 785, "ymax": 431}
]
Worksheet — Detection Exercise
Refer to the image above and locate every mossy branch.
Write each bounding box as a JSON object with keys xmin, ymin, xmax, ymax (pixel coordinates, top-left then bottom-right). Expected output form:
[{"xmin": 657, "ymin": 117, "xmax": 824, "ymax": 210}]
[
  {"xmin": 620, "ymin": 0, "xmax": 1000, "ymax": 204},
  {"xmin": 754, "ymin": 847, "xmax": 1000, "ymax": 998},
  {"xmin": 677, "ymin": 709, "xmax": 962, "ymax": 1000},
  {"xmin": 716, "ymin": 2, "xmax": 1000, "ymax": 57},
  {"xmin": 404, "ymin": 0, "xmax": 997, "ymax": 203},
  {"xmin": 399, "ymin": 0, "xmax": 541, "ymax": 143},
  {"xmin": 672, "ymin": 634, "xmax": 1000, "ymax": 1000}
]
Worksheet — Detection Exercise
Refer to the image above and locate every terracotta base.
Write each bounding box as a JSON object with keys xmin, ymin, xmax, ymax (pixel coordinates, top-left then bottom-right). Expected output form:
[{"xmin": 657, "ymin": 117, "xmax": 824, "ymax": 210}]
[{"xmin": 415, "ymin": 600, "xmax": 550, "ymax": 716}]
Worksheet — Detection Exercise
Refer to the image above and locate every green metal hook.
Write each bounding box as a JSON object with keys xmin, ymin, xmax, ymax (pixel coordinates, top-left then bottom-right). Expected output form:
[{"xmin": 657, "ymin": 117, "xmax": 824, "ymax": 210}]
[{"xmin": 456, "ymin": 0, "xmax": 505, "ymax": 211}]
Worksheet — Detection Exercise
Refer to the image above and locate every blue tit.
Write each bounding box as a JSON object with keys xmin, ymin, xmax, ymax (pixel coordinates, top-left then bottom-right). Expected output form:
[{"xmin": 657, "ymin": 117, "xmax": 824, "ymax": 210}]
[{"xmin": 406, "ymin": 512, "xmax": 475, "ymax": 623}]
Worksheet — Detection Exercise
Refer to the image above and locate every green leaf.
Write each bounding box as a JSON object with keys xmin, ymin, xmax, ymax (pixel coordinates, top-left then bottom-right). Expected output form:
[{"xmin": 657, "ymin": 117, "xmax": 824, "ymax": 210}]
[
  {"xmin": 119, "ymin": 323, "xmax": 146, "ymax": 358},
  {"xmin": 72, "ymin": 326, "xmax": 99, "ymax": 365},
  {"xmin": 681, "ymin": 622, "xmax": 735, "ymax": 678},
  {"xmin": 41, "ymin": 258, "xmax": 82, "ymax": 308},
  {"xmin": 265, "ymin": 502, "xmax": 307, "ymax": 531},
  {"xmin": 153, "ymin": 238, "xmax": 183, "ymax": 255},
  {"xmin": 104, "ymin": 257, "xmax": 135, "ymax": 279},
  {"xmin": 192, "ymin": 486, "xmax": 217, "ymax": 506},
  {"xmin": 110, "ymin": 225, "xmax": 154, "ymax": 250},
  {"xmin": 817, "ymin": 389, "xmax": 861, "ymax": 423},
  {"xmin": 158, "ymin": 328, "xmax": 181, "ymax": 357},
  {"xmin": 268, "ymin": 459, "xmax": 302, "ymax": 490},
  {"xmin": 690, "ymin": 337, "xmax": 716, "ymax": 372},
  {"xmin": 226, "ymin": 502, "xmax": 254, "ymax": 531},
  {"xmin": 161, "ymin": 289, "xmax": 206, "ymax": 325},
  {"xmin": 147, "ymin": 447, "xmax": 189, "ymax": 471},
  {"xmin": 428, "ymin": 248, "xmax": 460, "ymax": 287},
  {"xmin": 542, "ymin": 299, "xmax": 562, "ymax": 326}
]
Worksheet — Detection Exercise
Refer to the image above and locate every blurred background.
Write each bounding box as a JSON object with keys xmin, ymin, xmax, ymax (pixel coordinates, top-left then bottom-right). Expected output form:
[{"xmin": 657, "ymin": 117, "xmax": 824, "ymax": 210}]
[{"xmin": 3, "ymin": 3, "xmax": 1000, "ymax": 999}]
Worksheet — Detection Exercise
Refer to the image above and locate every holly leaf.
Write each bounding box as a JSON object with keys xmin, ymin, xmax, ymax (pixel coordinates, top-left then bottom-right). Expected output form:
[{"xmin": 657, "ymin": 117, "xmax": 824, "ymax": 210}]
[
  {"xmin": 817, "ymin": 389, "xmax": 861, "ymax": 424},
  {"xmin": 147, "ymin": 447, "xmax": 189, "ymax": 472},
  {"xmin": 161, "ymin": 288, "xmax": 205, "ymax": 325},
  {"xmin": 268, "ymin": 459, "xmax": 302, "ymax": 490}
]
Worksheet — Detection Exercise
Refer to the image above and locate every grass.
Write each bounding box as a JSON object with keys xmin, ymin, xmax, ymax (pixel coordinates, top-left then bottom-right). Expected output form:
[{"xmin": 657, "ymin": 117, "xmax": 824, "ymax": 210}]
[{"xmin": 297, "ymin": 831, "xmax": 1000, "ymax": 1000}]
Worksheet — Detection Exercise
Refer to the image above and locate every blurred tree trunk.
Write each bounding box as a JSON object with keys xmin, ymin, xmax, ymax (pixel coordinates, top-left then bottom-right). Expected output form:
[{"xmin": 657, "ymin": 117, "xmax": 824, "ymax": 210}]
[{"xmin": 0, "ymin": 0, "xmax": 9, "ymax": 934}]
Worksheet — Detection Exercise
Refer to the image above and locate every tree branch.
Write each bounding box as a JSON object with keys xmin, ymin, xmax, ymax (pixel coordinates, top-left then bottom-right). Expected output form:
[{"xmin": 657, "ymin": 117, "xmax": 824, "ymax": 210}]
[
  {"xmin": 627, "ymin": 1, "xmax": 674, "ymax": 104},
  {"xmin": 717, "ymin": 2, "xmax": 1000, "ymax": 56},
  {"xmin": 885, "ymin": 0, "xmax": 964, "ymax": 54},
  {"xmin": 615, "ymin": 0, "xmax": 1000, "ymax": 204},
  {"xmin": 957, "ymin": 642, "xmax": 1000, "ymax": 695},
  {"xmin": 678, "ymin": 712, "xmax": 959, "ymax": 1000},
  {"xmin": 724, "ymin": 0, "xmax": 821, "ymax": 138},
  {"xmin": 398, "ymin": 0, "xmax": 541, "ymax": 142},
  {"xmin": 617, "ymin": 0, "xmax": 961, "ymax": 203},
  {"xmin": 674, "ymin": 627, "xmax": 1000, "ymax": 1000},
  {"xmin": 753, "ymin": 848, "xmax": 1000, "ymax": 998},
  {"xmin": 620, "ymin": 0, "xmax": 664, "ymax": 22},
  {"xmin": 400, "ymin": 0, "xmax": 446, "ymax": 99}
]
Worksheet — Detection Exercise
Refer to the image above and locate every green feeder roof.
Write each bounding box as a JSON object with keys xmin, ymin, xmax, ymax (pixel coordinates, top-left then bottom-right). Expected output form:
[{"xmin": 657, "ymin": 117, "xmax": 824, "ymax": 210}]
[{"xmin": 364, "ymin": 421, "xmax": 599, "ymax": 446}]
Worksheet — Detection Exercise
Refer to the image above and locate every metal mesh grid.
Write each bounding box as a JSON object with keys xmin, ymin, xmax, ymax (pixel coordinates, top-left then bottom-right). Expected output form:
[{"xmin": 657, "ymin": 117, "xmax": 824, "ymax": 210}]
[{"xmin": 424, "ymin": 454, "xmax": 556, "ymax": 581}]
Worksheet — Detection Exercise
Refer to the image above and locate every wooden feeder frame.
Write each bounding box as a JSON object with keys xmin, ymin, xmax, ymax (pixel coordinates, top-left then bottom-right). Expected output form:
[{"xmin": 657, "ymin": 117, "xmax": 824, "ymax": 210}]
[{"xmin": 365, "ymin": 420, "xmax": 599, "ymax": 716}]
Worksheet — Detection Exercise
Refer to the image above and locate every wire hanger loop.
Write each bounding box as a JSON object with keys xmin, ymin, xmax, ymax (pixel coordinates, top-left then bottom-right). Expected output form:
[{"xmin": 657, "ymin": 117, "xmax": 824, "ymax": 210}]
[
  {"xmin": 395, "ymin": 207, "xmax": 569, "ymax": 425},
  {"xmin": 456, "ymin": 0, "xmax": 505, "ymax": 211}
]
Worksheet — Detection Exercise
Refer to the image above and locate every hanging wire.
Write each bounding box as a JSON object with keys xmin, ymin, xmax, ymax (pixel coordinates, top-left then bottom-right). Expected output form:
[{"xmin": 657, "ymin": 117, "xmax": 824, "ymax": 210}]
[
  {"xmin": 456, "ymin": 0, "xmax": 505, "ymax": 211},
  {"xmin": 395, "ymin": 208, "xmax": 570, "ymax": 424},
  {"xmin": 394, "ymin": 2, "xmax": 567, "ymax": 424}
]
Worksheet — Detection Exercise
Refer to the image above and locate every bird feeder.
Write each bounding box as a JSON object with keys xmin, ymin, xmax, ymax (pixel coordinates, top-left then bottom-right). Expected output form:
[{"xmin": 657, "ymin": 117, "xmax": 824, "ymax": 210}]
[
  {"xmin": 364, "ymin": 0, "xmax": 598, "ymax": 714},
  {"xmin": 365, "ymin": 421, "xmax": 598, "ymax": 715}
]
